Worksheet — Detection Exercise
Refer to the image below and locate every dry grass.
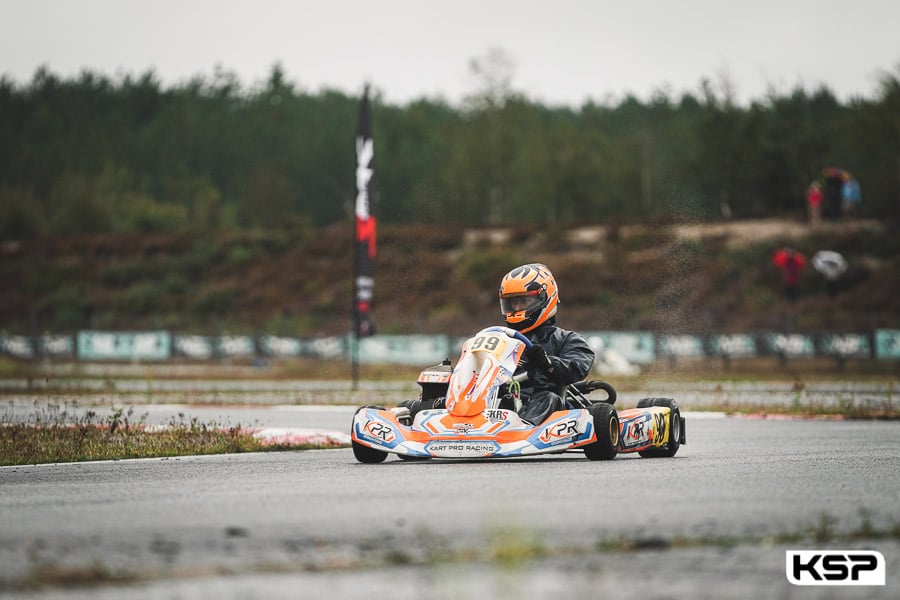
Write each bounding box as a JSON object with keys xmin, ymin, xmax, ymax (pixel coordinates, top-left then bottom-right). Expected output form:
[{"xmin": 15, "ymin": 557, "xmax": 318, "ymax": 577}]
[{"xmin": 1, "ymin": 404, "xmax": 267, "ymax": 466}]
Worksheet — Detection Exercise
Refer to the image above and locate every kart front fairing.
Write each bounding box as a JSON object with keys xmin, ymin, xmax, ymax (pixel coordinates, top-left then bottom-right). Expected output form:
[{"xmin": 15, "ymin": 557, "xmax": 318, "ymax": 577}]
[
  {"xmin": 353, "ymin": 405, "xmax": 597, "ymax": 459},
  {"xmin": 445, "ymin": 326, "xmax": 524, "ymax": 417},
  {"xmin": 351, "ymin": 327, "xmax": 599, "ymax": 459}
]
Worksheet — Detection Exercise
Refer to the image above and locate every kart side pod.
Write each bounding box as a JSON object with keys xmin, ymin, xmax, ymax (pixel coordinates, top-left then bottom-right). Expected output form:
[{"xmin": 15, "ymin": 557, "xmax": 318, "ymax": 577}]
[{"xmin": 617, "ymin": 398, "xmax": 685, "ymax": 458}]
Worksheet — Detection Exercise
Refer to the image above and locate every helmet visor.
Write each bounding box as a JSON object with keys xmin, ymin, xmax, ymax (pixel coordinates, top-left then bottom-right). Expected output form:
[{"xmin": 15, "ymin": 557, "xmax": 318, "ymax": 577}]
[{"xmin": 500, "ymin": 290, "xmax": 546, "ymax": 314}]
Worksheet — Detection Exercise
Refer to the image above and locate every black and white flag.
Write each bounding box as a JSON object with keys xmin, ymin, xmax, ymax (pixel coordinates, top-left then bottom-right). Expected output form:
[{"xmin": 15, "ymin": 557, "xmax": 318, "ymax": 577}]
[{"xmin": 354, "ymin": 85, "xmax": 376, "ymax": 337}]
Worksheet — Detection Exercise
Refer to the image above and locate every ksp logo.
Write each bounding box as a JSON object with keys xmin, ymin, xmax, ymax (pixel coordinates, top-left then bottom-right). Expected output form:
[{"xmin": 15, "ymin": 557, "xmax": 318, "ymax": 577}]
[{"xmin": 786, "ymin": 550, "xmax": 885, "ymax": 586}]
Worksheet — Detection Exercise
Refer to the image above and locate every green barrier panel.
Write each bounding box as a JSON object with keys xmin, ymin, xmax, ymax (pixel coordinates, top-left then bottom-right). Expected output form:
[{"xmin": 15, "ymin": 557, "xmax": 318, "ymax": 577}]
[
  {"xmin": 77, "ymin": 331, "xmax": 171, "ymax": 361},
  {"xmin": 173, "ymin": 335, "xmax": 214, "ymax": 359},
  {"xmin": 875, "ymin": 330, "xmax": 900, "ymax": 360},
  {"xmin": 39, "ymin": 334, "xmax": 74, "ymax": 357},
  {"xmin": 657, "ymin": 335, "xmax": 705, "ymax": 359},
  {"xmin": 306, "ymin": 336, "xmax": 346, "ymax": 360},
  {"xmin": 216, "ymin": 335, "xmax": 256, "ymax": 358},
  {"xmin": 584, "ymin": 332, "xmax": 656, "ymax": 364},
  {"xmin": 818, "ymin": 334, "xmax": 871, "ymax": 358},
  {"xmin": 258, "ymin": 335, "xmax": 303, "ymax": 357},
  {"xmin": 357, "ymin": 335, "xmax": 451, "ymax": 365},
  {"xmin": 764, "ymin": 333, "xmax": 816, "ymax": 357},
  {"xmin": 0, "ymin": 334, "xmax": 35, "ymax": 359},
  {"xmin": 708, "ymin": 334, "xmax": 758, "ymax": 358}
]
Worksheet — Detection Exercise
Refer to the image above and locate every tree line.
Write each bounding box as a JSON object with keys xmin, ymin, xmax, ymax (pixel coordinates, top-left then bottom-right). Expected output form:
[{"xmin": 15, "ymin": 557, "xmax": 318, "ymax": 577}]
[{"xmin": 1, "ymin": 63, "xmax": 898, "ymax": 240}]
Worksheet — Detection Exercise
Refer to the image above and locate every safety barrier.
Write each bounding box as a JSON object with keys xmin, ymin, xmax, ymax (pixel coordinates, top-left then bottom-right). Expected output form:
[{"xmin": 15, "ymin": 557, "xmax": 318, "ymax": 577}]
[{"xmin": 1, "ymin": 329, "xmax": 898, "ymax": 364}]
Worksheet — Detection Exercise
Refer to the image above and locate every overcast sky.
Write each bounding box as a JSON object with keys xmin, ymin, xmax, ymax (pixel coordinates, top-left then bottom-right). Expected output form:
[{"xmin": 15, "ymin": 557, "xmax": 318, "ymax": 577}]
[{"xmin": 2, "ymin": 0, "xmax": 899, "ymax": 107}]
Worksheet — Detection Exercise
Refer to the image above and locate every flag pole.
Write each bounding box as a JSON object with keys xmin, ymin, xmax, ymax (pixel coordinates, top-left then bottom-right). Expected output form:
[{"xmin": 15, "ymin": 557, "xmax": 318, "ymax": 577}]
[
  {"xmin": 351, "ymin": 212, "xmax": 362, "ymax": 389},
  {"xmin": 352, "ymin": 84, "xmax": 376, "ymax": 390}
]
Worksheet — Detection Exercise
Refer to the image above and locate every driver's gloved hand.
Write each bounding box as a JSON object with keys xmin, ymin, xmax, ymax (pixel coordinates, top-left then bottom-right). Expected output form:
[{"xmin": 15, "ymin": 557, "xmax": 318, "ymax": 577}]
[{"xmin": 526, "ymin": 345, "xmax": 553, "ymax": 372}]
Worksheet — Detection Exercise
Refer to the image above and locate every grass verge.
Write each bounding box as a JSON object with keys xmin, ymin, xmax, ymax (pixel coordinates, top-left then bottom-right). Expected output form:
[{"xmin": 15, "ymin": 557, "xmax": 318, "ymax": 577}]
[
  {"xmin": 9, "ymin": 511, "xmax": 900, "ymax": 592},
  {"xmin": 0, "ymin": 404, "xmax": 342, "ymax": 466}
]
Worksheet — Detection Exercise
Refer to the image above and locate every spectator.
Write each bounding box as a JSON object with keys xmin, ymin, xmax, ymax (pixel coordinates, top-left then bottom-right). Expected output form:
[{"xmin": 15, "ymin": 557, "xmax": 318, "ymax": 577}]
[
  {"xmin": 842, "ymin": 178, "xmax": 861, "ymax": 217},
  {"xmin": 812, "ymin": 250, "xmax": 847, "ymax": 296},
  {"xmin": 806, "ymin": 181, "xmax": 822, "ymax": 228},
  {"xmin": 773, "ymin": 248, "xmax": 806, "ymax": 302}
]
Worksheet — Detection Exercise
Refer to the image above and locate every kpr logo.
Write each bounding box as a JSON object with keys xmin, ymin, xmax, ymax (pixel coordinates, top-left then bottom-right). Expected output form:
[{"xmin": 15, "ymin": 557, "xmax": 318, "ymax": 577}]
[
  {"xmin": 363, "ymin": 420, "xmax": 395, "ymax": 443},
  {"xmin": 538, "ymin": 418, "xmax": 579, "ymax": 443},
  {"xmin": 786, "ymin": 550, "xmax": 885, "ymax": 586}
]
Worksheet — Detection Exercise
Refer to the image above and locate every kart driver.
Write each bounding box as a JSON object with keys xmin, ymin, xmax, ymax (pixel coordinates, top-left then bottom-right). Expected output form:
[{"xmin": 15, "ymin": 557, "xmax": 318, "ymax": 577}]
[
  {"xmin": 498, "ymin": 263, "xmax": 595, "ymax": 424},
  {"xmin": 394, "ymin": 263, "xmax": 595, "ymax": 425}
]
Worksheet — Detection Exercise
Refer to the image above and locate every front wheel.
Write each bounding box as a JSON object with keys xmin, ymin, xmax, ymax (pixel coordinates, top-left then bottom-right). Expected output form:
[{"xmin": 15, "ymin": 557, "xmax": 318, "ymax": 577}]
[
  {"xmin": 352, "ymin": 440, "xmax": 388, "ymax": 463},
  {"xmin": 351, "ymin": 406, "xmax": 389, "ymax": 464},
  {"xmin": 636, "ymin": 398, "xmax": 682, "ymax": 458},
  {"xmin": 584, "ymin": 402, "xmax": 619, "ymax": 461}
]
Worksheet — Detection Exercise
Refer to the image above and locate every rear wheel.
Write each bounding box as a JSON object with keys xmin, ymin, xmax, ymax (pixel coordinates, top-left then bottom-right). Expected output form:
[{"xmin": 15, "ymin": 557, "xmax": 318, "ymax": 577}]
[
  {"xmin": 351, "ymin": 406, "xmax": 388, "ymax": 464},
  {"xmin": 584, "ymin": 403, "xmax": 619, "ymax": 461},
  {"xmin": 636, "ymin": 398, "xmax": 682, "ymax": 458}
]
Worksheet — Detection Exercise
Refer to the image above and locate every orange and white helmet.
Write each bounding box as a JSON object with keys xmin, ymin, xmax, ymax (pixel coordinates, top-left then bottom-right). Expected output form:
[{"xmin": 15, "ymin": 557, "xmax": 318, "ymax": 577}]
[{"xmin": 499, "ymin": 263, "xmax": 559, "ymax": 333}]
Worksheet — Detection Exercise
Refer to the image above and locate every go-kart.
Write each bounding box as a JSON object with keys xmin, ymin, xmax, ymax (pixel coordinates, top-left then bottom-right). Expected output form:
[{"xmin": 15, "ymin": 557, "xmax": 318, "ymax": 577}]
[{"xmin": 351, "ymin": 326, "xmax": 685, "ymax": 462}]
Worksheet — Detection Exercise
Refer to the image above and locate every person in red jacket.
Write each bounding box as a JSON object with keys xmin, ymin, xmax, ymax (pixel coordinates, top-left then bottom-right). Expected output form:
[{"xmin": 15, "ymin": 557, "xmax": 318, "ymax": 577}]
[
  {"xmin": 807, "ymin": 182, "xmax": 823, "ymax": 228},
  {"xmin": 773, "ymin": 248, "xmax": 806, "ymax": 302}
]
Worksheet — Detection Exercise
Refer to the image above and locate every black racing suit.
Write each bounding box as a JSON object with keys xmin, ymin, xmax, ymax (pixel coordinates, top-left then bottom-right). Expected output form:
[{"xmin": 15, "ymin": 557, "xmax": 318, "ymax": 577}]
[{"xmin": 516, "ymin": 319, "xmax": 596, "ymax": 425}]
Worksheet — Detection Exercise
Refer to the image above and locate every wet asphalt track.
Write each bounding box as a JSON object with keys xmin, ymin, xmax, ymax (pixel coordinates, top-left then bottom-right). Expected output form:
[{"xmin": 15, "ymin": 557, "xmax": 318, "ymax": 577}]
[{"xmin": 1, "ymin": 413, "xmax": 899, "ymax": 599}]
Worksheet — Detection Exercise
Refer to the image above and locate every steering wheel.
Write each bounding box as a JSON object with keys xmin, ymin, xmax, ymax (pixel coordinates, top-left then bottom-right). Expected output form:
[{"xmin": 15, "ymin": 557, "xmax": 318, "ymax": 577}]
[{"xmin": 510, "ymin": 330, "xmax": 532, "ymax": 348}]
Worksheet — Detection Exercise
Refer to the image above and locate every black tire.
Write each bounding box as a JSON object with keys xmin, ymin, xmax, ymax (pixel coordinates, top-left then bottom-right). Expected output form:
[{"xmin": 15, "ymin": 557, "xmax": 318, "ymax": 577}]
[
  {"xmin": 636, "ymin": 398, "xmax": 682, "ymax": 458},
  {"xmin": 574, "ymin": 380, "xmax": 617, "ymax": 405},
  {"xmin": 636, "ymin": 397, "xmax": 672, "ymax": 409},
  {"xmin": 353, "ymin": 439, "xmax": 388, "ymax": 463},
  {"xmin": 396, "ymin": 399, "xmax": 419, "ymax": 422},
  {"xmin": 584, "ymin": 402, "xmax": 619, "ymax": 461},
  {"xmin": 351, "ymin": 405, "xmax": 389, "ymax": 464}
]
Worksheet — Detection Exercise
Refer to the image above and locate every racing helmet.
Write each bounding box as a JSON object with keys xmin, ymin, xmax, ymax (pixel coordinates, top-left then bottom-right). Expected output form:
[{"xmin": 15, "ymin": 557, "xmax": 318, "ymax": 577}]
[{"xmin": 499, "ymin": 263, "xmax": 559, "ymax": 333}]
